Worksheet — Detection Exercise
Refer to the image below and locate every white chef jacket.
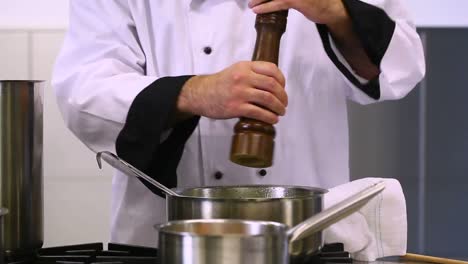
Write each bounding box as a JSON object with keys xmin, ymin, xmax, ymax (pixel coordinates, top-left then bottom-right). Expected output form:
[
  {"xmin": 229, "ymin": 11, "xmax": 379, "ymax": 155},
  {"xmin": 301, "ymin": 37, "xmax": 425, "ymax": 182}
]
[{"xmin": 53, "ymin": 0, "xmax": 425, "ymax": 248}]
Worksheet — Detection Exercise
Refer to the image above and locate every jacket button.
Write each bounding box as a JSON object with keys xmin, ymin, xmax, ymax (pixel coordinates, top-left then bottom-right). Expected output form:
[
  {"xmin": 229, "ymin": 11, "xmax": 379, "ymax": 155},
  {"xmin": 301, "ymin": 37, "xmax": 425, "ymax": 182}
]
[
  {"xmin": 203, "ymin": 46, "xmax": 212, "ymax": 55},
  {"xmin": 214, "ymin": 171, "xmax": 223, "ymax": 180},
  {"xmin": 258, "ymin": 169, "xmax": 267, "ymax": 177}
]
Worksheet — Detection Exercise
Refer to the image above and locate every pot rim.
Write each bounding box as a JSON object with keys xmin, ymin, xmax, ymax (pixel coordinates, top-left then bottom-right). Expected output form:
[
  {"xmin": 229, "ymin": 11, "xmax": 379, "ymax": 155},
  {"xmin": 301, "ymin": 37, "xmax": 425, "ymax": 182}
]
[
  {"xmin": 170, "ymin": 185, "xmax": 327, "ymax": 201},
  {"xmin": 0, "ymin": 208, "xmax": 9, "ymax": 216},
  {"xmin": 156, "ymin": 219, "xmax": 289, "ymax": 238}
]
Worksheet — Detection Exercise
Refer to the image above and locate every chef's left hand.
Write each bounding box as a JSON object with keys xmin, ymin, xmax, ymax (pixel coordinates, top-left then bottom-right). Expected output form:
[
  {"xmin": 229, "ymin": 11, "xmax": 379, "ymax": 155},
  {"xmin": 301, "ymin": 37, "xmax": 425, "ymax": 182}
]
[
  {"xmin": 249, "ymin": 0, "xmax": 381, "ymax": 80},
  {"xmin": 248, "ymin": 0, "xmax": 347, "ymax": 25}
]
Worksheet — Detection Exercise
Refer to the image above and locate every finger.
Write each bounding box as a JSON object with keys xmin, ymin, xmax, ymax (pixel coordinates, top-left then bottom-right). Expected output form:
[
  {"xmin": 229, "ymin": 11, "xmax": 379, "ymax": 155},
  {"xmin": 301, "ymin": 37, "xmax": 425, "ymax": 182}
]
[
  {"xmin": 239, "ymin": 104, "xmax": 279, "ymax": 124},
  {"xmin": 251, "ymin": 0, "xmax": 289, "ymax": 14},
  {"xmin": 247, "ymin": 89, "xmax": 286, "ymax": 116},
  {"xmin": 250, "ymin": 72, "xmax": 288, "ymax": 106},
  {"xmin": 251, "ymin": 61, "xmax": 286, "ymax": 87},
  {"xmin": 248, "ymin": 0, "xmax": 269, "ymax": 8}
]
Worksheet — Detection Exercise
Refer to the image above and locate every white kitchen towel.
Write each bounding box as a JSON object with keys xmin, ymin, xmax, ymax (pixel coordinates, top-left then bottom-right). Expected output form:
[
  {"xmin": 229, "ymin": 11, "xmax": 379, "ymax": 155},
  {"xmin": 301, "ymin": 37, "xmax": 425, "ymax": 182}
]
[{"xmin": 323, "ymin": 178, "xmax": 407, "ymax": 261}]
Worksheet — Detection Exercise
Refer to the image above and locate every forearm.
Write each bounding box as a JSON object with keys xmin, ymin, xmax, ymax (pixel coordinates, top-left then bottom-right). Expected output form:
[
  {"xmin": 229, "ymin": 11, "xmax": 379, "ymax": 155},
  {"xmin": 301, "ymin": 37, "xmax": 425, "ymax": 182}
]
[
  {"xmin": 325, "ymin": 0, "xmax": 380, "ymax": 80},
  {"xmin": 169, "ymin": 75, "xmax": 201, "ymax": 127}
]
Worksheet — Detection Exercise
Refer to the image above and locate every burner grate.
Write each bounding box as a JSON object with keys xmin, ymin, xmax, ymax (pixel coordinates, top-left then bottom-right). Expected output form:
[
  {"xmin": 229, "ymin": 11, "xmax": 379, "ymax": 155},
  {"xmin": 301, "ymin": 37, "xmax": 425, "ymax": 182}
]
[
  {"xmin": 5, "ymin": 242, "xmax": 351, "ymax": 264},
  {"xmin": 5, "ymin": 243, "xmax": 158, "ymax": 264},
  {"xmin": 309, "ymin": 243, "xmax": 353, "ymax": 264}
]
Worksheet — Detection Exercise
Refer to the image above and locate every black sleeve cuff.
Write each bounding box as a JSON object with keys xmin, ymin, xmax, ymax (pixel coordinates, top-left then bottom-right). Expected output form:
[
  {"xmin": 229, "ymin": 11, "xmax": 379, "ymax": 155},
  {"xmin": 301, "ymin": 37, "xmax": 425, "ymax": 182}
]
[
  {"xmin": 116, "ymin": 76, "xmax": 200, "ymax": 198},
  {"xmin": 316, "ymin": 0, "xmax": 396, "ymax": 100}
]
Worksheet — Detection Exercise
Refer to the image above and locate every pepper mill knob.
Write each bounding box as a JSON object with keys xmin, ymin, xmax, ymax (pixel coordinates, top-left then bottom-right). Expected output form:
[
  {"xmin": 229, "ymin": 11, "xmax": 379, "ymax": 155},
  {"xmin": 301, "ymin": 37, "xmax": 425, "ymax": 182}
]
[{"xmin": 230, "ymin": 118, "xmax": 276, "ymax": 168}]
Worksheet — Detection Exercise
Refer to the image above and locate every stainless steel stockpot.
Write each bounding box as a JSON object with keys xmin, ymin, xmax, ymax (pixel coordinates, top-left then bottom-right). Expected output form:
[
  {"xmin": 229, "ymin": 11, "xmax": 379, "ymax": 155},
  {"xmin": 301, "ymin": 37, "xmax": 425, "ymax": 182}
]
[
  {"xmin": 97, "ymin": 152, "xmax": 326, "ymax": 260},
  {"xmin": 167, "ymin": 185, "xmax": 325, "ymax": 259},
  {"xmin": 0, "ymin": 81, "xmax": 44, "ymax": 256},
  {"xmin": 0, "ymin": 208, "xmax": 8, "ymax": 264}
]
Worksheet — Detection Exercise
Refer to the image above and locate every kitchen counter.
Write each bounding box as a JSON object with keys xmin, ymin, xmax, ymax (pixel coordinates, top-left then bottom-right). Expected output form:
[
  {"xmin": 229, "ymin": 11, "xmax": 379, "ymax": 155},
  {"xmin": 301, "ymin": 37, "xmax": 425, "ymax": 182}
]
[
  {"xmin": 357, "ymin": 256, "xmax": 468, "ymax": 264},
  {"xmin": 356, "ymin": 260, "xmax": 423, "ymax": 264}
]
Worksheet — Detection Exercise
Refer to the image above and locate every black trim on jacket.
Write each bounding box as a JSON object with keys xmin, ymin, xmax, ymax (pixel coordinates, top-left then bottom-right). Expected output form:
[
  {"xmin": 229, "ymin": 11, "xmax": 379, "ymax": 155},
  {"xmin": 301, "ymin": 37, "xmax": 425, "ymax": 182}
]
[
  {"xmin": 116, "ymin": 76, "xmax": 200, "ymax": 198},
  {"xmin": 316, "ymin": 0, "xmax": 396, "ymax": 100}
]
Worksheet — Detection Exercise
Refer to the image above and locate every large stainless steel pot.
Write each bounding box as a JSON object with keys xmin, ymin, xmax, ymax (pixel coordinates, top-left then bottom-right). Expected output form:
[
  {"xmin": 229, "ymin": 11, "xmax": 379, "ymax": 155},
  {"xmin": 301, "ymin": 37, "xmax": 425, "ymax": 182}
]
[
  {"xmin": 157, "ymin": 182, "xmax": 386, "ymax": 264},
  {"xmin": 0, "ymin": 208, "xmax": 8, "ymax": 264},
  {"xmin": 97, "ymin": 152, "xmax": 326, "ymax": 260},
  {"xmin": 167, "ymin": 186, "xmax": 324, "ymax": 259},
  {"xmin": 0, "ymin": 81, "xmax": 44, "ymax": 257}
]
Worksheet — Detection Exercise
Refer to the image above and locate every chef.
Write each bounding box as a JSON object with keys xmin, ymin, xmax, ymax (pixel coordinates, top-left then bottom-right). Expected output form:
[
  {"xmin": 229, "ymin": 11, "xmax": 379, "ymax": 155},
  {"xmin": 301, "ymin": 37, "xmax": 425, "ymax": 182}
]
[{"xmin": 52, "ymin": 0, "xmax": 425, "ymax": 251}]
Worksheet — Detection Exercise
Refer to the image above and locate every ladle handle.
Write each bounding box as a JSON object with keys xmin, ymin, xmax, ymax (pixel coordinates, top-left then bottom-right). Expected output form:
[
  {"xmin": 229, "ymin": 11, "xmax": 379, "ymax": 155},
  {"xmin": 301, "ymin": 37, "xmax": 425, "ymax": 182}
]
[
  {"xmin": 287, "ymin": 181, "xmax": 386, "ymax": 242},
  {"xmin": 96, "ymin": 151, "xmax": 180, "ymax": 197}
]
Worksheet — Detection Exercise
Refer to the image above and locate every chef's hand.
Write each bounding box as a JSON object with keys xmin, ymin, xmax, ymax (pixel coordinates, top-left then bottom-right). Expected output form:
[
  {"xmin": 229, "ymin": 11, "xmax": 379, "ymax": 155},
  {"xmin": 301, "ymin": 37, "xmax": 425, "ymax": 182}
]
[
  {"xmin": 248, "ymin": 0, "xmax": 347, "ymax": 25},
  {"xmin": 249, "ymin": 0, "xmax": 380, "ymax": 80},
  {"xmin": 176, "ymin": 61, "xmax": 288, "ymax": 125}
]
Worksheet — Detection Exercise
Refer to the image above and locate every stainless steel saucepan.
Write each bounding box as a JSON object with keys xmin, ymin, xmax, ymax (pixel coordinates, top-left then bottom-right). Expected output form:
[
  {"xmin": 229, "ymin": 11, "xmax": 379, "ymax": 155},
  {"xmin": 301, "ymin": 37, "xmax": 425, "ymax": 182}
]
[
  {"xmin": 157, "ymin": 182, "xmax": 385, "ymax": 264},
  {"xmin": 97, "ymin": 151, "xmax": 364, "ymax": 262}
]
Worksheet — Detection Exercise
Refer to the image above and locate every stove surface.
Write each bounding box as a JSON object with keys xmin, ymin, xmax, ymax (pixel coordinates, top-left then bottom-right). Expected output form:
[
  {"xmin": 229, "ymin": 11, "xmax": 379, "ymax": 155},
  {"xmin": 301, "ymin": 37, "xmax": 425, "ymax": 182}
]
[
  {"xmin": 5, "ymin": 242, "xmax": 351, "ymax": 264},
  {"xmin": 6, "ymin": 243, "xmax": 157, "ymax": 264}
]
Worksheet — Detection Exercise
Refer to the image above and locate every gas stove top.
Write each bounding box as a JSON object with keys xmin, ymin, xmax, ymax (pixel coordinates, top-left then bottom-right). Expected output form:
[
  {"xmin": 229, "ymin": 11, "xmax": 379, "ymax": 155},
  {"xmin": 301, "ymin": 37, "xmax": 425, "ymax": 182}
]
[{"xmin": 5, "ymin": 243, "xmax": 351, "ymax": 264}]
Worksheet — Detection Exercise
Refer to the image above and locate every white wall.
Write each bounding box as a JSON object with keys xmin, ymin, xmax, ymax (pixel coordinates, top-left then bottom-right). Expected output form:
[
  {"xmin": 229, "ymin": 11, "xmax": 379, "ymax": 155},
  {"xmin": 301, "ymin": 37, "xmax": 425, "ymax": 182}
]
[
  {"xmin": 0, "ymin": 29, "xmax": 114, "ymax": 246},
  {"xmin": 0, "ymin": 0, "xmax": 115, "ymax": 248},
  {"xmin": 0, "ymin": 0, "xmax": 69, "ymax": 29},
  {"xmin": 1, "ymin": 0, "xmax": 468, "ymax": 28}
]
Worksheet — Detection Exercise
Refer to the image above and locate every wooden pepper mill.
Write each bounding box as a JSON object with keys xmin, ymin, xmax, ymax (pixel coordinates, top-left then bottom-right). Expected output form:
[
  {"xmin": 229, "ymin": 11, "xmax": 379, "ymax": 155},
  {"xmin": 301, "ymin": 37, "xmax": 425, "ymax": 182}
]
[{"xmin": 230, "ymin": 9, "xmax": 288, "ymax": 168}]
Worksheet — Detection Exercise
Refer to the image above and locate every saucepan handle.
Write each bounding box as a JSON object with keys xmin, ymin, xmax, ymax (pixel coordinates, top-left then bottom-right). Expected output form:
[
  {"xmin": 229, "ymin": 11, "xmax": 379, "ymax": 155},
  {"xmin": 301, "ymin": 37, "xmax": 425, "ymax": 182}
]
[{"xmin": 287, "ymin": 181, "xmax": 386, "ymax": 242}]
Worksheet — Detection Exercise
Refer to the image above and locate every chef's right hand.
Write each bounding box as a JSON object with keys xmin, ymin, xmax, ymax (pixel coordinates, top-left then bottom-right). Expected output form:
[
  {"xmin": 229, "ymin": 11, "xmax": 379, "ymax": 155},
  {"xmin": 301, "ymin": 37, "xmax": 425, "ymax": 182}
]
[{"xmin": 177, "ymin": 61, "xmax": 288, "ymax": 124}]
